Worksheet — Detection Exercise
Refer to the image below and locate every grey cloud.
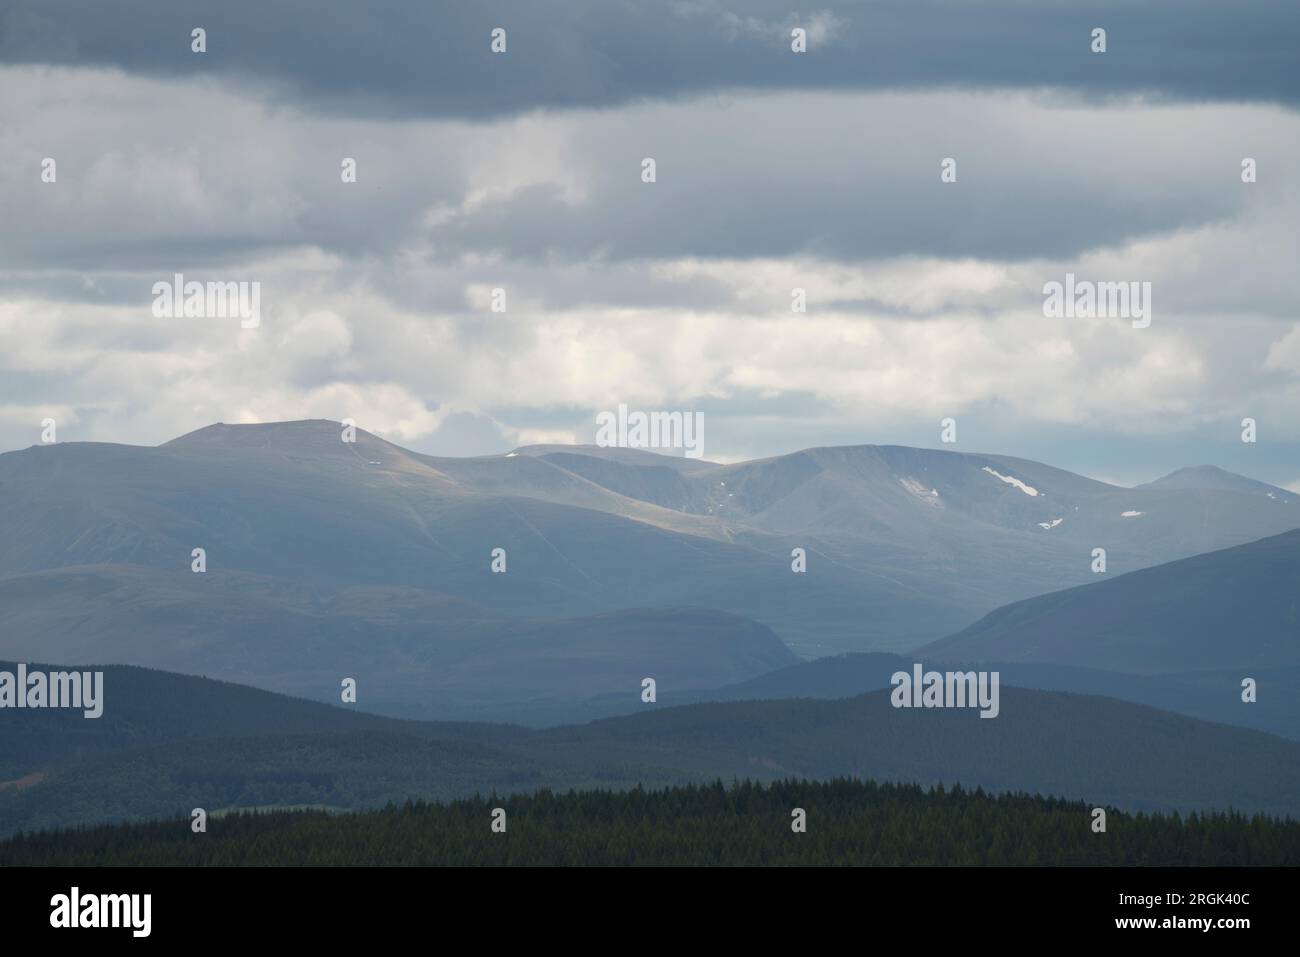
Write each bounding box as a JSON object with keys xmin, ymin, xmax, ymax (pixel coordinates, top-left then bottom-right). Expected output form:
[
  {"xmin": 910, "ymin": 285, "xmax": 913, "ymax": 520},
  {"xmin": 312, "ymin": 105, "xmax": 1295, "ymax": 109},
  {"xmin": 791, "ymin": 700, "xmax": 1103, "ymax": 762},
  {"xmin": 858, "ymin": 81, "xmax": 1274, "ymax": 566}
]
[
  {"xmin": 0, "ymin": 69, "xmax": 469, "ymax": 272},
  {"xmin": 6, "ymin": 63, "xmax": 1292, "ymax": 280},
  {"xmin": 1, "ymin": 0, "xmax": 1297, "ymax": 119},
  {"xmin": 425, "ymin": 92, "xmax": 1283, "ymax": 264},
  {"xmin": 1, "ymin": 9, "xmax": 1297, "ymax": 471}
]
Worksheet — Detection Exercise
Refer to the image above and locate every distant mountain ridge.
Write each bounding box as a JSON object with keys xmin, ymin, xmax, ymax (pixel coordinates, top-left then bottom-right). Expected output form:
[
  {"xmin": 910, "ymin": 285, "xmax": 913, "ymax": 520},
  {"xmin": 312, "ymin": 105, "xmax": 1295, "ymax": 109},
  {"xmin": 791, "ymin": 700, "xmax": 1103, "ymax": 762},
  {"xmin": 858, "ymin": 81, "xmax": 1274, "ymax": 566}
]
[
  {"xmin": 1, "ymin": 420, "xmax": 1296, "ymax": 715},
  {"xmin": 1140, "ymin": 465, "xmax": 1299, "ymax": 502}
]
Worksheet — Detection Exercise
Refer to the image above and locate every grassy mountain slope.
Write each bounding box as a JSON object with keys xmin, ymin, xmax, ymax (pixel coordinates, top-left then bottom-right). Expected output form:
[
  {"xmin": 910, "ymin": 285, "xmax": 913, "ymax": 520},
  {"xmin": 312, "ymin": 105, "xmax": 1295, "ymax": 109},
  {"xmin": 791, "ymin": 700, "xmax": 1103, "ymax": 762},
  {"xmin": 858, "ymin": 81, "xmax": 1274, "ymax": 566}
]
[{"xmin": 920, "ymin": 529, "xmax": 1300, "ymax": 673}]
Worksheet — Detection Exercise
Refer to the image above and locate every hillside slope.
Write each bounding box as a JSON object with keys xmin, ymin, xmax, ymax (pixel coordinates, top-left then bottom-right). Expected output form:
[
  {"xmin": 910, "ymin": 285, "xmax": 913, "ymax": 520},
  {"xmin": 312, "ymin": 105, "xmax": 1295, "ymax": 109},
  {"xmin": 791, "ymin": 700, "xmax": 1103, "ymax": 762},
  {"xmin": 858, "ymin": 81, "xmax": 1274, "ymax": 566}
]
[
  {"xmin": 920, "ymin": 529, "xmax": 1300, "ymax": 673},
  {"xmin": 4, "ymin": 669, "xmax": 1298, "ymax": 836}
]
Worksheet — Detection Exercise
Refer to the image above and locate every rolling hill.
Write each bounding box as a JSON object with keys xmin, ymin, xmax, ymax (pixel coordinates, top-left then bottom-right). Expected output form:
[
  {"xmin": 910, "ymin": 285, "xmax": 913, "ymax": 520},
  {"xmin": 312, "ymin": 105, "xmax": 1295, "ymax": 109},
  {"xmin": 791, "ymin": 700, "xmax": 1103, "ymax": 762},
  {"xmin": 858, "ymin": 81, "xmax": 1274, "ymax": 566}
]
[
  {"xmin": 3, "ymin": 665, "xmax": 1299, "ymax": 837},
  {"xmin": 919, "ymin": 529, "xmax": 1300, "ymax": 674},
  {"xmin": 0, "ymin": 587, "xmax": 796, "ymax": 720},
  {"xmin": 0, "ymin": 660, "xmax": 526, "ymax": 782},
  {"xmin": 689, "ymin": 652, "xmax": 1300, "ymax": 740}
]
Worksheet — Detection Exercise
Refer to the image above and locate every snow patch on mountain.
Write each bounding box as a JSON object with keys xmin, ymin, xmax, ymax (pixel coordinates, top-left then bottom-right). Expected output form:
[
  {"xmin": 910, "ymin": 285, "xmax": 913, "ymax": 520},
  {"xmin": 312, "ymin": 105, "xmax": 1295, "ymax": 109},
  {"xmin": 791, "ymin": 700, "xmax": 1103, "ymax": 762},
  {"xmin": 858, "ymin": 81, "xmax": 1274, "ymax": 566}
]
[
  {"xmin": 982, "ymin": 466, "xmax": 1039, "ymax": 497},
  {"xmin": 899, "ymin": 477, "xmax": 941, "ymax": 504}
]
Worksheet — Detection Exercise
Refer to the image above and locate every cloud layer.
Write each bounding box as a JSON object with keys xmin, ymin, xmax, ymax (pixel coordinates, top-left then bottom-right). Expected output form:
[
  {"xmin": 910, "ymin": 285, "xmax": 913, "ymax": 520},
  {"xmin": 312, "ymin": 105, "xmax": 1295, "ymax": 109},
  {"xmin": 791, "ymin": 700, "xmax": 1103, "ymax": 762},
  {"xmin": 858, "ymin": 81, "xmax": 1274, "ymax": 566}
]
[
  {"xmin": 4, "ymin": 0, "xmax": 1298, "ymax": 116},
  {"xmin": 1, "ymin": 3, "xmax": 1297, "ymax": 490}
]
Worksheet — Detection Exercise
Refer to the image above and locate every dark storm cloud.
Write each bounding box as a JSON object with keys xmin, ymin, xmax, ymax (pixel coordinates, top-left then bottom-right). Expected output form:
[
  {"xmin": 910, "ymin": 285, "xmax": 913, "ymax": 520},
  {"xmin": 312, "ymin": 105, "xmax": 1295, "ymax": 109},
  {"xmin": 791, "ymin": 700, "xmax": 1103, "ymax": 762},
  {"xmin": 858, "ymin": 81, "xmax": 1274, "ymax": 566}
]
[{"xmin": 2, "ymin": 0, "xmax": 1297, "ymax": 118}]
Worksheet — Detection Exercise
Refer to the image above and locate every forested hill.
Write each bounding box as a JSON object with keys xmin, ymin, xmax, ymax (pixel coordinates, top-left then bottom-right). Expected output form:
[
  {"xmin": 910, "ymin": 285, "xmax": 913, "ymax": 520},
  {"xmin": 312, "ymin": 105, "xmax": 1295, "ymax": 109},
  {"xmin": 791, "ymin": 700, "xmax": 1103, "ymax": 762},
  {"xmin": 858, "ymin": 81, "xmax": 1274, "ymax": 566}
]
[
  {"xmin": 4, "ymin": 779, "xmax": 1298, "ymax": 867},
  {"xmin": 7, "ymin": 682, "xmax": 1300, "ymax": 839}
]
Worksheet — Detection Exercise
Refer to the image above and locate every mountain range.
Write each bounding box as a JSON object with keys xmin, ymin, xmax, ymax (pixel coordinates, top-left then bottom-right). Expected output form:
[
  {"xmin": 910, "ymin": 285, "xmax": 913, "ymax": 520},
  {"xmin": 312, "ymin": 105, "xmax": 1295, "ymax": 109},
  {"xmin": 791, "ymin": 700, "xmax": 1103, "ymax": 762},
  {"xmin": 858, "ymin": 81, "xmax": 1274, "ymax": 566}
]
[{"xmin": 1, "ymin": 420, "xmax": 1296, "ymax": 720}]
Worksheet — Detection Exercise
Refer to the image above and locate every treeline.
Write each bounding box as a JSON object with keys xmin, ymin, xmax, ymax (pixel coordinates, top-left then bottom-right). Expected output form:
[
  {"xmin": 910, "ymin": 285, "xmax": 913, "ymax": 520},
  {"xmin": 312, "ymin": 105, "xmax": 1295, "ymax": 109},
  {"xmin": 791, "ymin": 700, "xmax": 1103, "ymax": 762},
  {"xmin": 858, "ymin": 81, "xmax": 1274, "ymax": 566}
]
[{"xmin": 3, "ymin": 778, "xmax": 1297, "ymax": 866}]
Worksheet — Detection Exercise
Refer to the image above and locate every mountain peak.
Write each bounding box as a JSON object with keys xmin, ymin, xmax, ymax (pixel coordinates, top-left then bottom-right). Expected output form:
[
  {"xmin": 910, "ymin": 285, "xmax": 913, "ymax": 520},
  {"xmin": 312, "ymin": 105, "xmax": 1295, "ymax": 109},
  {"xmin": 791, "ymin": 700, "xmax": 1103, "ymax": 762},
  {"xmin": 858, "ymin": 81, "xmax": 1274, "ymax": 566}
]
[
  {"xmin": 165, "ymin": 419, "xmax": 355, "ymax": 447},
  {"xmin": 1140, "ymin": 465, "xmax": 1297, "ymax": 501},
  {"xmin": 1154, "ymin": 464, "xmax": 1234, "ymax": 480}
]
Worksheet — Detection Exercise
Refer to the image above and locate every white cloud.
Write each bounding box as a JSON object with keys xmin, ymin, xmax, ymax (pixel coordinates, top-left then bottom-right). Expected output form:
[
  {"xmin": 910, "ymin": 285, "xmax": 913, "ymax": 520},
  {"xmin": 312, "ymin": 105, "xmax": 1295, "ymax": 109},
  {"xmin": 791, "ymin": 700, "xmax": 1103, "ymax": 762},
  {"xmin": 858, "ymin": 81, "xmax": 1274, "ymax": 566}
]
[
  {"xmin": 0, "ymin": 66, "xmax": 1296, "ymax": 468},
  {"xmin": 1265, "ymin": 323, "xmax": 1300, "ymax": 373}
]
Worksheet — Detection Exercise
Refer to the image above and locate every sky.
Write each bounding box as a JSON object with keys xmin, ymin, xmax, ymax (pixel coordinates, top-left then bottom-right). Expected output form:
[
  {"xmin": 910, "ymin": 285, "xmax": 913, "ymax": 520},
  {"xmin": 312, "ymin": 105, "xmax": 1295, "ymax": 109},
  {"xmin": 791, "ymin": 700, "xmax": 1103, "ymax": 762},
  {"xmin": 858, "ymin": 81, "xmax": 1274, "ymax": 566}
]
[{"xmin": 1, "ymin": 0, "xmax": 1298, "ymax": 489}]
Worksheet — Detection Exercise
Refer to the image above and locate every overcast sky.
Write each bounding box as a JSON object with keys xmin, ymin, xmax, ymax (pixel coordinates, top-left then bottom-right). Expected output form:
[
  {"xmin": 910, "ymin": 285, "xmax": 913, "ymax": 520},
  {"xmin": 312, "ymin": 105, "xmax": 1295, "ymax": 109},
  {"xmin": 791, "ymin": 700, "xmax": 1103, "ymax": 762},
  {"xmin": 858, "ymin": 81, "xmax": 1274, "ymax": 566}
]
[{"xmin": 1, "ymin": 0, "xmax": 1298, "ymax": 488}]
